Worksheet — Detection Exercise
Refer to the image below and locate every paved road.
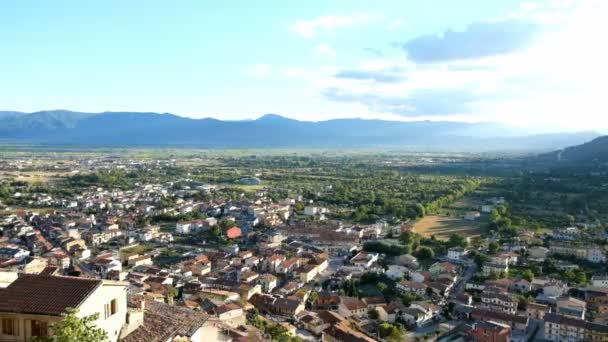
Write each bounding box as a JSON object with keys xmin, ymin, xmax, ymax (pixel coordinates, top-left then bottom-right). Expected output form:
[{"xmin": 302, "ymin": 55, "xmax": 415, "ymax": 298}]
[{"xmin": 451, "ymin": 263, "xmax": 477, "ymax": 298}]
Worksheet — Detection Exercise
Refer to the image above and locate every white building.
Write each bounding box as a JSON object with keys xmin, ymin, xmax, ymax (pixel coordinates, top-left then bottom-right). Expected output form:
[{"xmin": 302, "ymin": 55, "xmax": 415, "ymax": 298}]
[
  {"xmin": 175, "ymin": 222, "xmax": 192, "ymax": 235},
  {"xmin": 586, "ymin": 246, "xmax": 607, "ymax": 263},
  {"xmin": 447, "ymin": 247, "xmax": 466, "ymax": 262},
  {"xmin": 592, "ymin": 275, "xmax": 608, "ymax": 288},
  {"xmin": 0, "ymin": 274, "xmax": 128, "ymax": 342},
  {"xmin": 385, "ymin": 265, "xmax": 410, "ymax": 280},
  {"xmin": 304, "ymin": 206, "xmax": 319, "ymax": 216}
]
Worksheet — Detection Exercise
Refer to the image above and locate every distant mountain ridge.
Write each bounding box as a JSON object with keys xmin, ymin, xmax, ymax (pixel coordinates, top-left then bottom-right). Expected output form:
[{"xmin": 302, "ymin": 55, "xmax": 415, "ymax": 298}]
[{"xmin": 0, "ymin": 110, "xmax": 600, "ymax": 151}]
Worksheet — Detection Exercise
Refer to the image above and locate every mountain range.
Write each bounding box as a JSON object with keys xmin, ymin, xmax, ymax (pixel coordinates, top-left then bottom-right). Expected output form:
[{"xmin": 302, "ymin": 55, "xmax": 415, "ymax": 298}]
[{"xmin": 0, "ymin": 110, "xmax": 601, "ymax": 152}]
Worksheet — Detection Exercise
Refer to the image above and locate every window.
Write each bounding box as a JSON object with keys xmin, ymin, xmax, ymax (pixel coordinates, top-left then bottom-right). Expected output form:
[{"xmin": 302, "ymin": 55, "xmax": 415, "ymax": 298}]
[
  {"xmin": 2, "ymin": 318, "xmax": 15, "ymax": 336},
  {"xmin": 105, "ymin": 299, "xmax": 118, "ymax": 318},
  {"xmin": 31, "ymin": 320, "xmax": 48, "ymax": 337},
  {"xmin": 110, "ymin": 299, "xmax": 117, "ymax": 315}
]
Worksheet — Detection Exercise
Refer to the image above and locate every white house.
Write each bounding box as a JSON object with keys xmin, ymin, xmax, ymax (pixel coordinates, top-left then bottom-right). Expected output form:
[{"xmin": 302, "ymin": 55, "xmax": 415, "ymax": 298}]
[
  {"xmin": 586, "ymin": 246, "xmax": 606, "ymax": 263},
  {"xmin": 447, "ymin": 247, "xmax": 466, "ymax": 262},
  {"xmin": 592, "ymin": 275, "xmax": 608, "ymax": 288},
  {"xmin": 175, "ymin": 222, "xmax": 191, "ymax": 235},
  {"xmin": 400, "ymin": 302, "xmax": 439, "ymax": 327},
  {"xmin": 386, "ymin": 265, "xmax": 410, "ymax": 280},
  {"xmin": 0, "ymin": 247, "xmax": 30, "ymax": 261},
  {"xmin": 304, "ymin": 206, "xmax": 318, "ymax": 216},
  {"xmin": 0, "ymin": 274, "xmax": 128, "ymax": 342}
]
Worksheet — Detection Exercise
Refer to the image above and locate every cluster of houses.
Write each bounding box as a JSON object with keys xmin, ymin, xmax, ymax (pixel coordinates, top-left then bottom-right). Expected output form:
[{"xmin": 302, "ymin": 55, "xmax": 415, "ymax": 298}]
[{"xmin": 3, "ymin": 162, "xmax": 608, "ymax": 342}]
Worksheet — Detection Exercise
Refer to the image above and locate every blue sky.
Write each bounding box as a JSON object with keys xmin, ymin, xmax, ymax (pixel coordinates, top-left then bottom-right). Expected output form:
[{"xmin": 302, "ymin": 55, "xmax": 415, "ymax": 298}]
[{"xmin": 1, "ymin": 0, "xmax": 606, "ymax": 131}]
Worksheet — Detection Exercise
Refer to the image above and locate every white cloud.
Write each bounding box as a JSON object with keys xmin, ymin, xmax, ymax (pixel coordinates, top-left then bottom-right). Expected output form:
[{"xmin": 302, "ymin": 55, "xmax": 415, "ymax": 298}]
[
  {"xmin": 313, "ymin": 43, "xmax": 336, "ymax": 57},
  {"xmin": 291, "ymin": 14, "xmax": 369, "ymax": 38},
  {"xmin": 386, "ymin": 19, "xmax": 402, "ymax": 31},
  {"xmin": 245, "ymin": 64, "xmax": 271, "ymax": 78},
  {"xmin": 282, "ymin": 1, "xmax": 608, "ymax": 131}
]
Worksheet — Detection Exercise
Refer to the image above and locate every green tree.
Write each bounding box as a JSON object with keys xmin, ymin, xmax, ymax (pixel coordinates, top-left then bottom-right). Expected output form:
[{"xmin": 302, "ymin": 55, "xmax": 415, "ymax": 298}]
[
  {"xmin": 473, "ymin": 253, "xmax": 489, "ymax": 267},
  {"xmin": 415, "ymin": 246, "xmax": 435, "ymax": 260},
  {"xmin": 522, "ymin": 269, "xmax": 534, "ymax": 282},
  {"xmin": 447, "ymin": 234, "xmax": 467, "ymax": 248},
  {"xmin": 488, "ymin": 242, "xmax": 500, "ymax": 254},
  {"xmin": 379, "ymin": 323, "xmax": 403, "ymax": 342},
  {"xmin": 32, "ymin": 309, "xmax": 107, "ymax": 342},
  {"xmin": 402, "ymin": 293, "xmax": 416, "ymax": 307},
  {"xmin": 575, "ymin": 271, "xmax": 588, "ymax": 285},
  {"xmin": 413, "ymin": 203, "xmax": 426, "ymax": 218},
  {"xmin": 399, "ymin": 231, "xmax": 416, "ymax": 245}
]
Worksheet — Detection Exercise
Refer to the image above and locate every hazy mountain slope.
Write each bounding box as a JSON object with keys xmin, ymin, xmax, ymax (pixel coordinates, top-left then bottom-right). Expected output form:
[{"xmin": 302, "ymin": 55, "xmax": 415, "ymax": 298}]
[
  {"xmin": 0, "ymin": 110, "xmax": 93, "ymax": 136},
  {"xmin": 542, "ymin": 135, "xmax": 608, "ymax": 163},
  {"xmin": 0, "ymin": 110, "xmax": 600, "ymax": 151}
]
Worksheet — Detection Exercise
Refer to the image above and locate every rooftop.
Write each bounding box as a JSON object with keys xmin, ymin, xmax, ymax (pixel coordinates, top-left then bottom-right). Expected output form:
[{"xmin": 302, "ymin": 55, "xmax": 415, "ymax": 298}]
[{"xmin": 0, "ymin": 274, "xmax": 102, "ymax": 316}]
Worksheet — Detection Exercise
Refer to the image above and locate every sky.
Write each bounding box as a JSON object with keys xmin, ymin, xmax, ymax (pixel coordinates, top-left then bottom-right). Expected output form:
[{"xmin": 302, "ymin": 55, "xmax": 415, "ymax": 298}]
[{"xmin": 0, "ymin": 0, "xmax": 606, "ymax": 132}]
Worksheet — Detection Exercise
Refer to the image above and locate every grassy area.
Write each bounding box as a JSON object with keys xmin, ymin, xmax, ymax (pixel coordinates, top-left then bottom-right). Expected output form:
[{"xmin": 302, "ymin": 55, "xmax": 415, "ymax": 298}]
[
  {"xmin": 120, "ymin": 243, "xmax": 154, "ymax": 256},
  {"xmin": 227, "ymin": 184, "xmax": 267, "ymax": 192},
  {"xmin": 413, "ymin": 215, "xmax": 486, "ymax": 240},
  {"xmin": 1, "ymin": 171, "xmax": 71, "ymax": 183}
]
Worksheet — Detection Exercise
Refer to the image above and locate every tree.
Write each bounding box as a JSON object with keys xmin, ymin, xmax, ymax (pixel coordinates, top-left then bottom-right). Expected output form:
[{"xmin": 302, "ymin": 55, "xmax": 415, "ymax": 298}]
[
  {"xmin": 399, "ymin": 231, "xmax": 415, "ymax": 245},
  {"xmin": 413, "ymin": 203, "xmax": 426, "ymax": 218},
  {"xmin": 522, "ymin": 269, "xmax": 534, "ymax": 282},
  {"xmin": 447, "ymin": 234, "xmax": 467, "ymax": 248},
  {"xmin": 488, "ymin": 241, "xmax": 500, "ymax": 254},
  {"xmin": 32, "ymin": 309, "xmax": 107, "ymax": 342},
  {"xmin": 415, "ymin": 247, "xmax": 435, "ymax": 260},
  {"xmin": 377, "ymin": 282, "xmax": 388, "ymax": 294},
  {"xmin": 564, "ymin": 269, "xmax": 576, "ymax": 283},
  {"xmin": 575, "ymin": 271, "xmax": 588, "ymax": 285},
  {"xmin": 473, "ymin": 253, "xmax": 489, "ymax": 267},
  {"xmin": 379, "ymin": 323, "xmax": 403, "ymax": 342},
  {"xmin": 402, "ymin": 293, "xmax": 416, "ymax": 307}
]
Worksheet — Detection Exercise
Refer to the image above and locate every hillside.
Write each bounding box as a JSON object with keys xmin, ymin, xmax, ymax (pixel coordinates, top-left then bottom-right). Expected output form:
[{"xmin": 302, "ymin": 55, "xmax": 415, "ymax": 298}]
[
  {"xmin": 0, "ymin": 110, "xmax": 600, "ymax": 151},
  {"xmin": 543, "ymin": 135, "xmax": 608, "ymax": 163}
]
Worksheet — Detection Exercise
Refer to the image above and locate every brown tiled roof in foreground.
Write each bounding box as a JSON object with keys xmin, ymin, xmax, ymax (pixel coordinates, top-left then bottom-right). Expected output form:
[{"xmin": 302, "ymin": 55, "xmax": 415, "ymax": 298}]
[
  {"xmin": 0, "ymin": 274, "xmax": 102, "ymax": 316},
  {"xmin": 121, "ymin": 298, "xmax": 208, "ymax": 342}
]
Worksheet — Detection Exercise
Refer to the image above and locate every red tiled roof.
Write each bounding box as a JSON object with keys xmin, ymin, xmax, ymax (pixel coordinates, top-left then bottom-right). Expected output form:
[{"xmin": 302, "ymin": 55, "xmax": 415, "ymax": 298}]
[
  {"xmin": 226, "ymin": 227, "xmax": 242, "ymax": 239},
  {"xmin": 0, "ymin": 274, "xmax": 101, "ymax": 316}
]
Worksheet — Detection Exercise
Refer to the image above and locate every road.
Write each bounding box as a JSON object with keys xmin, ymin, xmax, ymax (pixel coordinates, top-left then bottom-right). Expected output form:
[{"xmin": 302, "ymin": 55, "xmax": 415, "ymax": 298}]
[{"xmin": 450, "ymin": 262, "xmax": 477, "ymax": 298}]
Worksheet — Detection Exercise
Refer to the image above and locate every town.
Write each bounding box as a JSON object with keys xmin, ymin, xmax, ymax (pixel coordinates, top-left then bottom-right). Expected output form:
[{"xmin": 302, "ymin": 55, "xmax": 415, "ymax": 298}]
[{"xmin": 1, "ymin": 151, "xmax": 608, "ymax": 342}]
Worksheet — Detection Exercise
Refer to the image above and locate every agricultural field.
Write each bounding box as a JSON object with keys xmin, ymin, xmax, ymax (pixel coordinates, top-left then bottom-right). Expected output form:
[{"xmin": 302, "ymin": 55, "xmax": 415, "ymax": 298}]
[
  {"xmin": 0, "ymin": 171, "xmax": 72, "ymax": 183},
  {"xmin": 413, "ymin": 215, "xmax": 486, "ymax": 240}
]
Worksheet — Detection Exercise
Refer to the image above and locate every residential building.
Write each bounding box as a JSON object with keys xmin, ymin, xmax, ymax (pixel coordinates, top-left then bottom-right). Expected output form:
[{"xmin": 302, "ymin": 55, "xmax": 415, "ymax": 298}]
[
  {"xmin": 447, "ymin": 247, "xmax": 466, "ymax": 262},
  {"xmin": 349, "ymin": 252, "xmax": 379, "ymax": 270},
  {"xmin": 544, "ymin": 313, "xmax": 608, "ymax": 342},
  {"xmin": 527, "ymin": 302, "xmax": 550, "ymax": 320},
  {"xmin": 396, "ymin": 280, "xmax": 428, "ymax": 296},
  {"xmin": 479, "ymin": 287, "xmax": 518, "ymax": 315},
  {"xmin": 337, "ymin": 297, "xmax": 367, "ymax": 318},
  {"xmin": 555, "ymin": 296, "xmax": 586, "ymax": 320},
  {"xmin": 468, "ymin": 321, "xmax": 511, "ymax": 342},
  {"xmin": 593, "ymin": 275, "xmax": 608, "ymax": 288},
  {"xmin": 0, "ymin": 274, "xmax": 128, "ymax": 342}
]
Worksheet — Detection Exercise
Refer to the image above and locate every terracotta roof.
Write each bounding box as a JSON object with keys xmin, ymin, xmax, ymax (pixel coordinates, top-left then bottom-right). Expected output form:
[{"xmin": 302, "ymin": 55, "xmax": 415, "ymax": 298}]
[
  {"xmin": 318, "ymin": 310, "xmax": 346, "ymax": 325},
  {"xmin": 472, "ymin": 308, "xmax": 528, "ymax": 325},
  {"xmin": 340, "ymin": 296, "xmax": 367, "ymax": 311},
  {"xmin": 0, "ymin": 274, "xmax": 101, "ymax": 316},
  {"xmin": 215, "ymin": 302, "xmax": 242, "ymax": 315},
  {"xmin": 121, "ymin": 298, "xmax": 208, "ymax": 342},
  {"xmin": 323, "ymin": 321, "xmax": 377, "ymax": 342}
]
